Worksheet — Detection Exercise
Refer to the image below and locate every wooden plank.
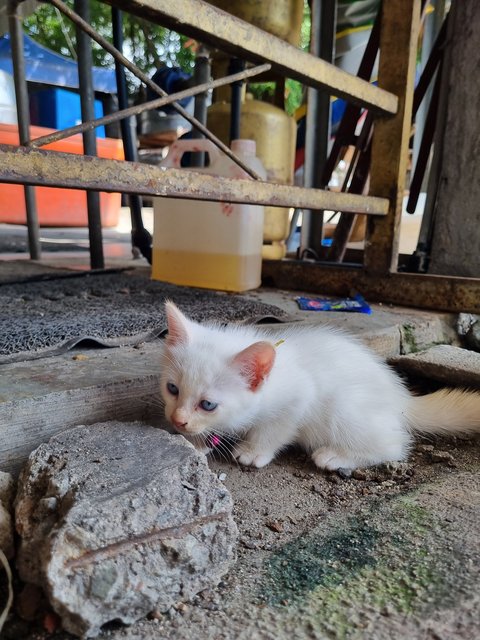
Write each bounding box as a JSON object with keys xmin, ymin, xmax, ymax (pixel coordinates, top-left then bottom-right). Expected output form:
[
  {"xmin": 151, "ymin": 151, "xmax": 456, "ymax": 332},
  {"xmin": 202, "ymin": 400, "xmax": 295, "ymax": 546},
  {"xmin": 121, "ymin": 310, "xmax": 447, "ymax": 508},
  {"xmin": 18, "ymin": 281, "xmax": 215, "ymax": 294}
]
[
  {"xmin": 0, "ymin": 145, "xmax": 390, "ymax": 216},
  {"xmin": 428, "ymin": 0, "xmax": 480, "ymax": 277},
  {"xmin": 262, "ymin": 260, "xmax": 480, "ymax": 313},
  {"xmin": 0, "ymin": 344, "xmax": 165, "ymax": 475},
  {"xmin": 364, "ymin": 0, "xmax": 421, "ymax": 274},
  {"xmin": 106, "ymin": 0, "xmax": 398, "ymax": 115}
]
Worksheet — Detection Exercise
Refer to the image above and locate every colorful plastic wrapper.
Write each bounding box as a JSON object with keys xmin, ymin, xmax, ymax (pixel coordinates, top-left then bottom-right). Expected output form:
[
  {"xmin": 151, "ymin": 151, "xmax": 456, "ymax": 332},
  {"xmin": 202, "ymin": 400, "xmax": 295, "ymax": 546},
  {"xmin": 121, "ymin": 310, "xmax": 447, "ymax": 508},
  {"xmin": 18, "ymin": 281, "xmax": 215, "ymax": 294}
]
[{"xmin": 295, "ymin": 294, "xmax": 372, "ymax": 314}]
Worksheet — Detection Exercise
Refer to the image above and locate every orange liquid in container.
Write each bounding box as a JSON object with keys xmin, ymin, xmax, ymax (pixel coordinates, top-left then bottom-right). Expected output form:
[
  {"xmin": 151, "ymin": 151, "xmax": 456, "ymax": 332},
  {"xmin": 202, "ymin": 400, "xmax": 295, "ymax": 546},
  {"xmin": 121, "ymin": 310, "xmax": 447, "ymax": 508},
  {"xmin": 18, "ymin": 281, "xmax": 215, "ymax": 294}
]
[{"xmin": 152, "ymin": 139, "xmax": 266, "ymax": 292}]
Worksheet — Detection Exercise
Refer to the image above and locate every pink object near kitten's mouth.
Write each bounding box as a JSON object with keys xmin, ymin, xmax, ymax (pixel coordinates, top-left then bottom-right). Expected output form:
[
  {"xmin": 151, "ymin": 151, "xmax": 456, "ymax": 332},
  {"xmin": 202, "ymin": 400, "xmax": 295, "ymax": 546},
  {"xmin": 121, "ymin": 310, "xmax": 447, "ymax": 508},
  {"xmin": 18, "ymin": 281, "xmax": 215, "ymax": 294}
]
[{"xmin": 207, "ymin": 435, "xmax": 221, "ymax": 448}]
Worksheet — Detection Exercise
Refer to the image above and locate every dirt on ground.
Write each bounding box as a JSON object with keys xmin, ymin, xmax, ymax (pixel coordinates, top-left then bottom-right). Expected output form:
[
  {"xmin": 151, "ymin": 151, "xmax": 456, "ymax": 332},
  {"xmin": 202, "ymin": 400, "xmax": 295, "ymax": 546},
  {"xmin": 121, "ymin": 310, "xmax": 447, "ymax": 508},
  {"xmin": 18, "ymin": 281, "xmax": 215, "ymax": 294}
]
[{"xmin": 2, "ymin": 431, "xmax": 479, "ymax": 640}]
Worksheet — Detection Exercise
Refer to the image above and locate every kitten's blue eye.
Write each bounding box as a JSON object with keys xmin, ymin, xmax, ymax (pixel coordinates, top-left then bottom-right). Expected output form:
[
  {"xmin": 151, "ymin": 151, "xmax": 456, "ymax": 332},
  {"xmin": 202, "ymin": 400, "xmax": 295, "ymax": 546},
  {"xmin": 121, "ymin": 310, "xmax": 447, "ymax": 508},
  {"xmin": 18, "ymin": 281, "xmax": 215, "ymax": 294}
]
[
  {"xmin": 167, "ymin": 382, "xmax": 179, "ymax": 396},
  {"xmin": 200, "ymin": 399, "xmax": 218, "ymax": 412}
]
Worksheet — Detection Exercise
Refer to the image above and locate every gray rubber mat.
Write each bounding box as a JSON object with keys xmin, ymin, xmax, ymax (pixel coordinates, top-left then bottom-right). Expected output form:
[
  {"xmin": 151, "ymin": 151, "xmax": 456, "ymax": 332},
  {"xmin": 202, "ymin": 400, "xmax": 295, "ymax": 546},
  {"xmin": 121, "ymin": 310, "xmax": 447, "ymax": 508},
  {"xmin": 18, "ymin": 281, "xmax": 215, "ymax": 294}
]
[{"xmin": 0, "ymin": 271, "xmax": 287, "ymax": 363}]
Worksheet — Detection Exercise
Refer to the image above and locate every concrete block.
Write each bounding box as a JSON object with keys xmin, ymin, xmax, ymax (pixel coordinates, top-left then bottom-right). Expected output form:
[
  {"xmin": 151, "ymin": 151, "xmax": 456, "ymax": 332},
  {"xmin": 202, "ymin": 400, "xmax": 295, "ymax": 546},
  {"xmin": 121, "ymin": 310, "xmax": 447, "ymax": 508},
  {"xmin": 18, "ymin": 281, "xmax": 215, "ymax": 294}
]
[
  {"xmin": 0, "ymin": 344, "xmax": 166, "ymax": 475},
  {"xmin": 399, "ymin": 317, "xmax": 458, "ymax": 355},
  {"xmin": 361, "ymin": 326, "xmax": 401, "ymax": 360},
  {"xmin": 15, "ymin": 422, "xmax": 237, "ymax": 638},
  {"xmin": 390, "ymin": 345, "xmax": 480, "ymax": 388}
]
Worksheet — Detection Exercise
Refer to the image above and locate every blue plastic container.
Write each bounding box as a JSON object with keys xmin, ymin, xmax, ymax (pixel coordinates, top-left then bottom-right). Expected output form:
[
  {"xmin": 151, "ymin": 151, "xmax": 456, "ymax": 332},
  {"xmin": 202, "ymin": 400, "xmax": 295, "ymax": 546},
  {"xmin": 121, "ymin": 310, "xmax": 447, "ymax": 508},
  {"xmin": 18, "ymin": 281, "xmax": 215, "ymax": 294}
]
[{"xmin": 30, "ymin": 87, "xmax": 106, "ymax": 137}]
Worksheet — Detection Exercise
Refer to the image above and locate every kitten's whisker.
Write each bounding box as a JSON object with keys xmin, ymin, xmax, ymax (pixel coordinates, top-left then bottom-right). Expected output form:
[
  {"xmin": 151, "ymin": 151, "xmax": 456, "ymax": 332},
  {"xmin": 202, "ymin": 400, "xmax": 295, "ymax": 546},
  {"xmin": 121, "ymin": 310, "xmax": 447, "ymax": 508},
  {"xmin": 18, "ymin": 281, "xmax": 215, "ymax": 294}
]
[
  {"xmin": 159, "ymin": 352, "xmax": 178, "ymax": 367},
  {"xmin": 213, "ymin": 440, "xmax": 231, "ymax": 464},
  {"xmin": 199, "ymin": 432, "xmax": 210, "ymax": 450},
  {"xmin": 136, "ymin": 397, "xmax": 165, "ymax": 409},
  {"xmin": 211, "ymin": 433, "xmax": 238, "ymax": 467}
]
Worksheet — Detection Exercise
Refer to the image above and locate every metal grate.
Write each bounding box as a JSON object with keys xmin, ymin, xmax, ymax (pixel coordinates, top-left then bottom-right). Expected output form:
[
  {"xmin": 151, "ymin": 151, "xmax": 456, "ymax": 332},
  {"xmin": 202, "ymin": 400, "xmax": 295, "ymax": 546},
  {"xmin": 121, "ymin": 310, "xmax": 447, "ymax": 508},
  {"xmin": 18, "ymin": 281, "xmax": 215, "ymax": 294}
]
[{"xmin": 0, "ymin": 272, "xmax": 286, "ymax": 363}]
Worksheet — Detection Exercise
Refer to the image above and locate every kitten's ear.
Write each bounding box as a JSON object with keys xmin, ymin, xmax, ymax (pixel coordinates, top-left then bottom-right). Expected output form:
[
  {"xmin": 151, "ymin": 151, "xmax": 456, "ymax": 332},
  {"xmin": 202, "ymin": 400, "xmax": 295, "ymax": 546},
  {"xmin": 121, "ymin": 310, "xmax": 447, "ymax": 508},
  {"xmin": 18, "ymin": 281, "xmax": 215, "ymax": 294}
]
[
  {"xmin": 232, "ymin": 341, "xmax": 276, "ymax": 392},
  {"xmin": 165, "ymin": 301, "xmax": 191, "ymax": 346}
]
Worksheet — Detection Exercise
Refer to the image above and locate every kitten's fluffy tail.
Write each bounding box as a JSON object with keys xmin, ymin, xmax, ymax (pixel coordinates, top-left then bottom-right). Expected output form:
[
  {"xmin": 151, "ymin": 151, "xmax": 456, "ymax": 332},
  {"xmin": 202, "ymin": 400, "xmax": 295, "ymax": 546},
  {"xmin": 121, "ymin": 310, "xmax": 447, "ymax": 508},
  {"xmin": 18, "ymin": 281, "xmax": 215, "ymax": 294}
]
[{"xmin": 407, "ymin": 388, "xmax": 480, "ymax": 435}]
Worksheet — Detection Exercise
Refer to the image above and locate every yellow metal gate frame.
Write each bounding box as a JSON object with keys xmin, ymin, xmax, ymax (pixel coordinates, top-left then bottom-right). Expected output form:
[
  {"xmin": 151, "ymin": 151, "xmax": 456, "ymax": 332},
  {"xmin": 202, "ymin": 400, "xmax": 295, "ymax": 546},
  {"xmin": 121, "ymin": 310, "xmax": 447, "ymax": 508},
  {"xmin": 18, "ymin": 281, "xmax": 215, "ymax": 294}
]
[{"xmin": 1, "ymin": 0, "xmax": 479, "ymax": 312}]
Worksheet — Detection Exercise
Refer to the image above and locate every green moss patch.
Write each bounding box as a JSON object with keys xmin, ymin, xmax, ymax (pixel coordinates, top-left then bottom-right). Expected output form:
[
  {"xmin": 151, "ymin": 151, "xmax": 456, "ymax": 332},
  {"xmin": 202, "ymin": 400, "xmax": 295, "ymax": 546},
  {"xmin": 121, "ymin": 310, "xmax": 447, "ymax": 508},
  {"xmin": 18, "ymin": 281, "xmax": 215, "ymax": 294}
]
[{"xmin": 259, "ymin": 494, "xmax": 477, "ymax": 638}]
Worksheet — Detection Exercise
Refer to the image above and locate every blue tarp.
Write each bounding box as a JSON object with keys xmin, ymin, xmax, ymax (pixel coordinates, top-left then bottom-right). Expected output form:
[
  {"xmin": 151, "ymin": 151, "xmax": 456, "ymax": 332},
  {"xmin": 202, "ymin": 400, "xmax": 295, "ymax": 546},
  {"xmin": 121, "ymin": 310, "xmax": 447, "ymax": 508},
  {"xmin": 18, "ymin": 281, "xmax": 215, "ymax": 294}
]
[{"xmin": 0, "ymin": 33, "xmax": 116, "ymax": 94}]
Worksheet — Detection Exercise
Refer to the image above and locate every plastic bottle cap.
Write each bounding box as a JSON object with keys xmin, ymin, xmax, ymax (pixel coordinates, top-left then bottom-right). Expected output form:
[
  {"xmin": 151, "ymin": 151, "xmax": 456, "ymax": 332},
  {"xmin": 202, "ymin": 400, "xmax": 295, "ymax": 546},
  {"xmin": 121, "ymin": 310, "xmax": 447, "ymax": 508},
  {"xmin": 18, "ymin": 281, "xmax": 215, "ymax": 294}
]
[{"xmin": 231, "ymin": 139, "xmax": 256, "ymax": 155}]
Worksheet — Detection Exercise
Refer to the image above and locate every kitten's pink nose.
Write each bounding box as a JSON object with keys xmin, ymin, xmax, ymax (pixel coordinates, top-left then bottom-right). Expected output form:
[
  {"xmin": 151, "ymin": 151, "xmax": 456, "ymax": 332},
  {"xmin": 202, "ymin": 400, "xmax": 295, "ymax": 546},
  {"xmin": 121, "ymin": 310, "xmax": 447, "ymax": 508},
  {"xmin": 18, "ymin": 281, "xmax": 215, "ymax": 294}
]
[
  {"xmin": 172, "ymin": 418, "xmax": 188, "ymax": 430},
  {"xmin": 171, "ymin": 411, "xmax": 188, "ymax": 431}
]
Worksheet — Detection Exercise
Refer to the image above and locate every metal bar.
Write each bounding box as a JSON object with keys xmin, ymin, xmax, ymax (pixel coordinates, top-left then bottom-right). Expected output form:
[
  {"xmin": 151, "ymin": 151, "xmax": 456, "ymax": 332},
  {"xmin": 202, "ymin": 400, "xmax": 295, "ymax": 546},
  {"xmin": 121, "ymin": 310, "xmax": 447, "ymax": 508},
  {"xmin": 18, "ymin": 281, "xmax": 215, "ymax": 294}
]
[
  {"xmin": 413, "ymin": 1, "xmax": 453, "ymax": 270},
  {"xmin": 0, "ymin": 145, "xmax": 389, "ymax": 216},
  {"xmin": 300, "ymin": 0, "xmax": 336, "ymax": 259},
  {"xmin": 112, "ymin": 7, "xmax": 138, "ymax": 164},
  {"xmin": 49, "ymin": 0, "xmax": 262, "ymax": 180},
  {"xmin": 190, "ymin": 49, "xmax": 211, "ymax": 168},
  {"xmin": 8, "ymin": 0, "xmax": 41, "ymax": 260},
  {"xmin": 410, "ymin": 10, "xmax": 447, "ymax": 212},
  {"xmin": 406, "ymin": 60, "xmax": 442, "ymax": 214},
  {"xmin": 104, "ymin": 0, "xmax": 398, "ymax": 116},
  {"xmin": 102, "ymin": 94, "xmax": 121, "ymax": 138},
  {"xmin": 74, "ymin": 0, "xmax": 104, "ymax": 270},
  {"xmin": 364, "ymin": 0, "xmax": 421, "ymax": 275},
  {"xmin": 29, "ymin": 63, "xmax": 271, "ymax": 149},
  {"xmin": 112, "ymin": 6, "xmax": 151, "ymax": 263},
  {"xmin": 321, "ymin": 9, "xmax": 381, "ymax": 185},
  {"xmin": 412, "ymin": 16, "xmax": 446, "ymax": 117},
  {"xmin": 262, "ymin": 260, "xmax": 480, "ymax": 314},
  {"xmin": 326, "ymin": 151, "xmax": 371, "ymax": 262},
  {"xmin": 327, "ymin": 122, "xmax": 374, "ymax": 262},
  {"xmin": 228, "ymin": 58, "xmax": 244, "ymax": 144}
]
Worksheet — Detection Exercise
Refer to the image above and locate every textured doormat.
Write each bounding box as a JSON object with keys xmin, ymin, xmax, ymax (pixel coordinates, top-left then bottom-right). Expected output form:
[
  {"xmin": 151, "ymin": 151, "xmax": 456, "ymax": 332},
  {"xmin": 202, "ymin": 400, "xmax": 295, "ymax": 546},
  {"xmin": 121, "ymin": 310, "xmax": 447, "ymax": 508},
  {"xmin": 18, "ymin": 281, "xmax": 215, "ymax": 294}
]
[{"xmin": 0, "ymin": 271, "xmax": 288, "ymax": 364}]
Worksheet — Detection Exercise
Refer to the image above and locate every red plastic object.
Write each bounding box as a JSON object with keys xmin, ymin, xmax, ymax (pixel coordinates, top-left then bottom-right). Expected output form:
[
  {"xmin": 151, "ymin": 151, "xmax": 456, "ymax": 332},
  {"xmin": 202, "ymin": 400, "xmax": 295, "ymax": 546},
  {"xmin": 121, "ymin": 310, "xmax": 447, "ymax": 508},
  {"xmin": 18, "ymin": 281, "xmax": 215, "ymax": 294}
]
[{"xmin": 0, "ymin": 123, "xmax": 124, "ymax": 227}]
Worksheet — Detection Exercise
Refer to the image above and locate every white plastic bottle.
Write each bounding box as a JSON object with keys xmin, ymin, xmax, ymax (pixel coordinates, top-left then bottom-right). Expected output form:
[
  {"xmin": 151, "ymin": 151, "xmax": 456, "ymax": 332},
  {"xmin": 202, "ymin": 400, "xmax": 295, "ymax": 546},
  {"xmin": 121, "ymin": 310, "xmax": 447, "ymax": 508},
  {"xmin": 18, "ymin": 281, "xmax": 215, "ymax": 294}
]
[{"xmin": 152, "ymin": 138, "xmax": 266, "ymax": 291}]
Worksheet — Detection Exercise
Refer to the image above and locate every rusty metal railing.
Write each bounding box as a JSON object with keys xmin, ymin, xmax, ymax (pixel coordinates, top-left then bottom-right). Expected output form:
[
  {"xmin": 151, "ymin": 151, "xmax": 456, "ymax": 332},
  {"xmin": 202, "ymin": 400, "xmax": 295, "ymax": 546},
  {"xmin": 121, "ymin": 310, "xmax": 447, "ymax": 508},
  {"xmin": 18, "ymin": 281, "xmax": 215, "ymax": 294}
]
[{"xmin": 2, "ymin": 0, "xmax": 480, "ymax": 311}]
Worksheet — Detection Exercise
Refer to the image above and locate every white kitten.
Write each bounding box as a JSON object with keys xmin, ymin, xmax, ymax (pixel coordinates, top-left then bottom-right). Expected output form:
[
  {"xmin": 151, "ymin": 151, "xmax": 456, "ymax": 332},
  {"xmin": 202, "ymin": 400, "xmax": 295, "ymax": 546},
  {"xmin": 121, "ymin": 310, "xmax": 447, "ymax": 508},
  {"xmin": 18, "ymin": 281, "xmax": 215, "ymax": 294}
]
[{"xmin": 160, "ymin": 302, "xmax": 480, "ymax": 471}]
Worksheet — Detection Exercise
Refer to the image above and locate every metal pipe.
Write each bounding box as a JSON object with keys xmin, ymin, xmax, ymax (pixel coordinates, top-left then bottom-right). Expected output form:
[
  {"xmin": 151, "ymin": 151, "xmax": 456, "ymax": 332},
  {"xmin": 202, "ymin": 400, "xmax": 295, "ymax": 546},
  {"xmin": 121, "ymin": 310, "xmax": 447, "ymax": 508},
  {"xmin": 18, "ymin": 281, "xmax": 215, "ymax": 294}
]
[
  {"xmin": 190, "ymin": 49, "xmax": 211, "ymax": 168},
  {"xmin": 28, "ymin": 63, "xmax": 271, "ymax": 148},
  {"xmin": 228, "ymin": 58, "xmax": 245, "ymax": 144},
  {"xmin": 407, "ymin": 60, "xmax": 442, "ymax": 214},
  {"xmin": 411, "ymin": 0, "xmax": 447, "ymax": 196},
  {"xmin": 112, "ymin": 6, "xmax": 151, "ymax": 263},
  {"xmin": 327, "ymin": 114, "xmax": 374, "ymax": 262},
  {"xmin": 321, "ymin": 11, "xmax": 380, "ymax": 185},
  {"xmin": 102, "ymin": 0, "xmax": 397, "ymax": 116},
  {"xmin": 300, "ymin": 0, "xmax": 336, "ymax": 259},
  {"xmin": 0, "ymin": 144, "xmax": 389, "ymax": 216},
  {"xmin": 412, "ymin": 3, "xmax": 452, "ymax": 271},
  {"xmin": 74, "ymin": 0, "xmax": 104, "ymax": 270},
  {"xmin": 7, "ymin": 0, "xmax": 41, "ymax": 260},
  {"xmin": 49, "ymin": 0, "xmax": 262, "ymax": 180}
]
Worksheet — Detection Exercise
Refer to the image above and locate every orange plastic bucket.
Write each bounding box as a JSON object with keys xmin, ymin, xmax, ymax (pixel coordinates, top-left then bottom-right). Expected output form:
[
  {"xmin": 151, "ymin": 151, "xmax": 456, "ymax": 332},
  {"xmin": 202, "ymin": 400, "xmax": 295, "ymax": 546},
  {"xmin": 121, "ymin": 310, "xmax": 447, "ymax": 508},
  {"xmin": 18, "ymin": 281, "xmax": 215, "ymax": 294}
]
[{"xmin": 0, "ymin": 123, "xmax": 124, "ymax": 227}]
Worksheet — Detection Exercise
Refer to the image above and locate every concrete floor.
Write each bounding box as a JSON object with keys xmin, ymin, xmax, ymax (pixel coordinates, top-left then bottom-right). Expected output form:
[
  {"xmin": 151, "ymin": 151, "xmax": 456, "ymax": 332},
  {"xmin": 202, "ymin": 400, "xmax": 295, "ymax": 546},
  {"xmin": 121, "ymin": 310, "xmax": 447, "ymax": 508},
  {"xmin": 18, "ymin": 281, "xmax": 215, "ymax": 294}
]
[{"xmin": 2, "ymin": 215, "xmax": 479, "ymax": 640}]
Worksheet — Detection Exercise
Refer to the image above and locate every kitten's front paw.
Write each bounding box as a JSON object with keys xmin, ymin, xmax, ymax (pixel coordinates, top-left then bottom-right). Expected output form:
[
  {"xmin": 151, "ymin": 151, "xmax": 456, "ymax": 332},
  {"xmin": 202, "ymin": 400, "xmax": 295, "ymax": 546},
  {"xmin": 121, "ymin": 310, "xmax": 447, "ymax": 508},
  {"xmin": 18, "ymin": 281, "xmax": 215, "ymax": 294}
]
[
  {"xmin": 312, "ymin": 447, "xmax": 358, "ymax": 471},
  {"xmin": 233, "ymin": 442, "xmax": 274, "ymax": 469}
]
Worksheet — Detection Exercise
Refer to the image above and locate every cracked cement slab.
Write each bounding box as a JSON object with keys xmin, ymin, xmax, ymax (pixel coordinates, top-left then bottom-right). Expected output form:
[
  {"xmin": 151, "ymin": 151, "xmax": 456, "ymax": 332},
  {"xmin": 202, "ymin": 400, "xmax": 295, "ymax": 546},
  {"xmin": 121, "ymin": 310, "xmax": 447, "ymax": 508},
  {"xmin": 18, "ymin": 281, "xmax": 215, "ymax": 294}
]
[{"xmin": 4, "ymin": 436, "xmax": 479, "ymax": 640}]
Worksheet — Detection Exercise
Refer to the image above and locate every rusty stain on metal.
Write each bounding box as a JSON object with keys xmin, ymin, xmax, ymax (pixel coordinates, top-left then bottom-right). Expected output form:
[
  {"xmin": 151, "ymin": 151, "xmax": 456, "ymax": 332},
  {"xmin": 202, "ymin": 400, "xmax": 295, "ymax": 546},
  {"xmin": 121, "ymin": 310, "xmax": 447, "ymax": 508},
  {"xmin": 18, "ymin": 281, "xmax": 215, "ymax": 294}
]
[
  {"xmin": 50, "ymin": 0, "xmax": 262, "ymax": 180},
  {"xmin": 30, "ymin": 63, "xmax": 271, "ymax": 148},
  {"xmin": 105, "ymin": 0, "xmax": 398, "ymax": 116},
  {"xmin": 262, "ymin": 260, "xmax": 480, "ymax": 313},
  {"xmin": 3, "ymin": 0, "xmax": 465, "ymax": 317},
  {"xmin": 0, "ymin": 145, "xmax": 389, "ymax": 215}
]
